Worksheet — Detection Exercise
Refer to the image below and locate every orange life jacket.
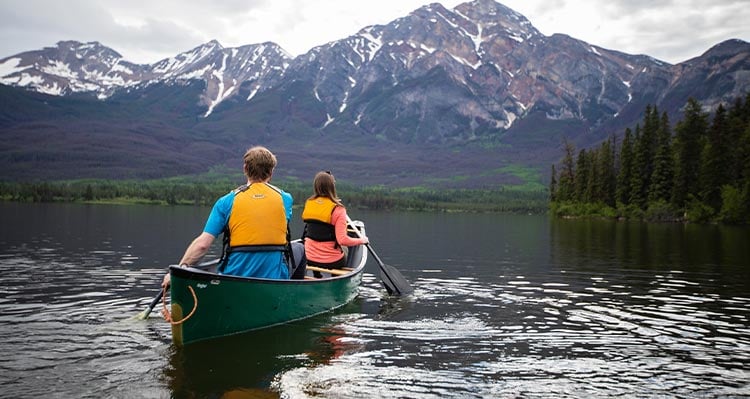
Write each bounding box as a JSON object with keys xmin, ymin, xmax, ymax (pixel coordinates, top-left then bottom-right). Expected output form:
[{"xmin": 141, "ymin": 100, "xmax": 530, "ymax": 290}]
[
  {"xmin": 227, "ymin": 183, "xmax": 288, "ymax": 250},
  {"xmin": 302, "ymin": 197, "xmax": 338, "ymax": 242}
]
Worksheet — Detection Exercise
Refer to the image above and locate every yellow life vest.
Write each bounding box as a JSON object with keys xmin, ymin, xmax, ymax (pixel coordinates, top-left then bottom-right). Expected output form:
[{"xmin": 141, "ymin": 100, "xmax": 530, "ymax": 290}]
[
  {"xmin": 227, "ymin": 183, "xmax": 288, "ymax": 248},
  {"xmin": 302, "ymin": 197, "xmax": 337, "ymax": 223},
  {"xmin": 302, "ymin": 197, "xmax": 338, "ymax": 242}
]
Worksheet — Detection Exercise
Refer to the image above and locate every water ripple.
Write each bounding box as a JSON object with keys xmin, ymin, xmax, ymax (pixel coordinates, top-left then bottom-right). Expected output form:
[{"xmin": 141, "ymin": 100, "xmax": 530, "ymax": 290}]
[{"xmin": 276, "ymin": 271, "xmax": 750, "ymax": 398}]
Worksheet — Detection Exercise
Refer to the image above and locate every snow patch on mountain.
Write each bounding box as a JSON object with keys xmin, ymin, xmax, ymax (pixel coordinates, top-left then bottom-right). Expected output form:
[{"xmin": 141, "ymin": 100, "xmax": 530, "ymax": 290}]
[{"xmin": 0, "ymin": 58, "xmax": 28, "ymax": 78}]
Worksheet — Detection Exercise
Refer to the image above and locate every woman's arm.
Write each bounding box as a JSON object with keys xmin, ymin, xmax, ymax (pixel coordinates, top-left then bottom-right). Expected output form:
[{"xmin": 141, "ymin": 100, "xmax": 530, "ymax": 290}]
[{"xmin": 332, "ymin": 206, "xmax": 368, "ymax": 247}]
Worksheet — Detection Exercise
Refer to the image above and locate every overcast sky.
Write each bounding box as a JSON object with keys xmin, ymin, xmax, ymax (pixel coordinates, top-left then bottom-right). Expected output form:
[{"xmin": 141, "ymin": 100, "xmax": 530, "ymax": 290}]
[{"xmin": 1, "ymin": 0, "xmax": 748, "ymax": 65}]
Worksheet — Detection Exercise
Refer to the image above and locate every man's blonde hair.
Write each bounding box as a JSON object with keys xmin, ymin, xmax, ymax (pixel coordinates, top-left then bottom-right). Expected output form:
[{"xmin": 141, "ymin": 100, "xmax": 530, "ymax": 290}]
[{"xmin": 243, "ymin": 146, "xmax": 277, "ymax": 181}]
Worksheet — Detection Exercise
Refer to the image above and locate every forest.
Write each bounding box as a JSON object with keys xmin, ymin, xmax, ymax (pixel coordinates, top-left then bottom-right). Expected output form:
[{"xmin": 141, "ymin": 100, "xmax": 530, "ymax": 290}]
[
  {"xmin": 0, "ymin": 173, "xmax": 548, "ymax": 213},
  {"xmin": 549, "ymin": 94, "xmax": 750, "ymax": 224}
]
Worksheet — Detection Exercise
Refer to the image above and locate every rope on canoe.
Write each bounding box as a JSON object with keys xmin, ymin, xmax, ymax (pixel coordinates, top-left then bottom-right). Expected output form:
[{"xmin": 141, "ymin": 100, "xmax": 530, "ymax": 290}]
[{"xmin": 161, "ymin": 285, "xmax": 197, "ymax": 325}]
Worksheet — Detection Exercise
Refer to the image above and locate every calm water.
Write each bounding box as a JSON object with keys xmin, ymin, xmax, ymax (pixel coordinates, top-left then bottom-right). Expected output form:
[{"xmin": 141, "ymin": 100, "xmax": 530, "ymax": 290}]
[{"xmin": 0, "ymin": 202, "xmax": 748, "ymax": 398}]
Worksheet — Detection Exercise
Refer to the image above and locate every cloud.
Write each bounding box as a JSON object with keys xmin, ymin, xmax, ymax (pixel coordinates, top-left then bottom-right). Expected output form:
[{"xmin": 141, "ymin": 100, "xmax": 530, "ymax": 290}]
[
  {"xmin": 0, "ymin": 0, "xmax": 748, "ymax": 64},
  {"xmin": 503, "ymin": 0, "xmax": 750, "ymax": 63},
  {"xmin": 0, "ymin": 0, "xmax": 204, "ymax": 63}
]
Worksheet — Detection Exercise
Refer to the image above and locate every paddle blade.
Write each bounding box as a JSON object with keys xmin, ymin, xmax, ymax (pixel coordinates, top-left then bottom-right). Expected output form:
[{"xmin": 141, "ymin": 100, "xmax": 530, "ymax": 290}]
[
  {"xmin": 379, "ymin": 262, "xmax": 413, "ymax": 296},
  {"xmin": 134, "ymin": 309, "xmax": 151, "ymax": 320},
  {"xmin": 134, "ymin": 289, "xmax": 164, "ymax": 320}
]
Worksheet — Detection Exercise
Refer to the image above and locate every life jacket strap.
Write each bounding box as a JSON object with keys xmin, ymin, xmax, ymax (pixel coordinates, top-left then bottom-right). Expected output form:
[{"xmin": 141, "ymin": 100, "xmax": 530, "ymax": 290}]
[{"xmin": 229, "ymin": 245, "xmax": 288, "ymax": 252}]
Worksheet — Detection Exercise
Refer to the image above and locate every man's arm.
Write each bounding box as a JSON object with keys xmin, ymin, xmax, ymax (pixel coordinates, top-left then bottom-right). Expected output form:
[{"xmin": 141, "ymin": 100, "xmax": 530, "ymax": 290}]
[
  {"xmin": 179, "ymin": 232, "xmax": 216, "ymax": 265},
  {"xmin": 163, "ymin": 232, "xmax": 216, "ymax": 288}
]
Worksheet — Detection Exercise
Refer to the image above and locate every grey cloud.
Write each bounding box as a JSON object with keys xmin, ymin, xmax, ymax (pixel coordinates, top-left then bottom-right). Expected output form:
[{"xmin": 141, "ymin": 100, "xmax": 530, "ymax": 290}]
[
  {"xmin": 102, "ymin": 18, "xmax": 207, "ymax": 58},
  {"xmin": 0, "ymin": 0, "xmax": 208, "ymax": 62},
  {"xmin": 559, "ymin": 0, "xmax": 749, "ymax": 62},
  {"xmin": 0, "ymin": 1, "xmax": 110, "ymax": 55},
  {"xmin": 1, "ymin": 0, "xmax": 748, "ymax": 64}
]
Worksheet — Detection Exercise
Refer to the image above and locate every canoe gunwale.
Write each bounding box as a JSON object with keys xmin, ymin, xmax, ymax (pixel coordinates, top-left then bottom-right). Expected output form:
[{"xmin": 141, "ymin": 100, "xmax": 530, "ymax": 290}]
[
  {"xmin": 170, "ymin": 260, "xmax": 365, "ymax": 284},
  {"xmin": 170, "ymin": 240, "xmax": 367, "ymax": 284}
]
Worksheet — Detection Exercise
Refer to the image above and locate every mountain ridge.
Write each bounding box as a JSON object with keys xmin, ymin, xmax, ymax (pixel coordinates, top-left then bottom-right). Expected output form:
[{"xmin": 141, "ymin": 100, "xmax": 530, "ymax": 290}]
[{"xmin": 1, "ymin": 0, "xmax": 749, "ymax": 187}]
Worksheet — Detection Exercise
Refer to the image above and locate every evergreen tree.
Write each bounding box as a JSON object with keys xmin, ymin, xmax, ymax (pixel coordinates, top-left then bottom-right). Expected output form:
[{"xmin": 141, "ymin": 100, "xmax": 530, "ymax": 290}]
[
  {"xmin": 739, "ymin": 115, "xmax": 750, "ymax": 185},
  {"xmin": 575, "ymin": 149, "xmax": 591, "ymax": 202},
  {"xmin": 84, "ymin": 184, "xmax": 95, "ymax": 201},
  {"xmin": 616, "ymin": 127, "xmax": 634, "ymax": 205},
  {"xmin": 585, "ymin": 149, "xmax": 597, "ymax": 202},
  {"xmin": 557, "ymin": 139, "xmax": 576, "ymax": 201},
  {"xmin": 742, "ymin": 123, "xmax": 750, "ymax": 223},
  {"xmin": 672, "ymin": 98, "xmax": 707, "ymax": 208},
  {"xmin": 725, "ymin": 97, "xmax": 748, "ymax": 185},
  {"xmin": 699, "ymin": 104, "xmax": 730, "ymax": 211},
  {"xmin": 629, "ymin": 125, "xmax": 647, "ymax": 208},
  {"xmin": 630, "ymin": 106, "xmax": 660, "ymax": 208},
  {"xmin": 549, "ymin": 164, "xmax": 557, "ymax": 202},
  {"xmin": 719, "ymin": 102, "xmax": 750, "ymax": 224},
  {"xmin": 598, "ymin": 137, "xmax": 617, "ymax": 207},
  {"xmin": 742, "ymin": 92, "xmax": 750, "ymax": 122},
  {"xmin": 648, "ymin": 112, "xmax": 674, "ymax": 203}
]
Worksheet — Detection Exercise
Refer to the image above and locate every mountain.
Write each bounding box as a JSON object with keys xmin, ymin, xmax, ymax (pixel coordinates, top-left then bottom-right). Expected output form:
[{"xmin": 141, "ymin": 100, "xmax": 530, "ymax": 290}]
[
  {"xmin": 0, "ymin": 39, "xmax": 291, "ymax": 115},
  {"xmin": 1, "ymin": 0, "xmax": 749, "ymax": 188}
]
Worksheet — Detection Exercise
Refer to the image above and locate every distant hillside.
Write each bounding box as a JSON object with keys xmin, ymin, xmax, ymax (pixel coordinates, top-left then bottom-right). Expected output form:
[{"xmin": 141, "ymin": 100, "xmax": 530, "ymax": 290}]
[{"xmin": 1, "ymin": 0, "xmax": 749, "ymax": 188}]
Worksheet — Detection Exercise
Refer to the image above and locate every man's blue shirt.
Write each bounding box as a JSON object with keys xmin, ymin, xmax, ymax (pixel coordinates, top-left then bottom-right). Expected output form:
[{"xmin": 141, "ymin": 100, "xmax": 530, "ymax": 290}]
[{"xmin": 204, "ymin": 185, "xmax": 293, "ymax": 279}]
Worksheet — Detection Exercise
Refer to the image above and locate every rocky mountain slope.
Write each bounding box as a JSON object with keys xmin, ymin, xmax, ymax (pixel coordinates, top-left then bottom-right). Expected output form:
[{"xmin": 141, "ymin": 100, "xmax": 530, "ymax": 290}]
[{"xmin": 1, "ymin": 0, "xmax": 748, "ymax": 187}]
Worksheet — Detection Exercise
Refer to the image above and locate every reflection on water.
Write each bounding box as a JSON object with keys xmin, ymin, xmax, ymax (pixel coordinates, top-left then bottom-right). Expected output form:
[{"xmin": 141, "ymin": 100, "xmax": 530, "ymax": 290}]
[
  {"xmin": 0, "ymin": 203, "xmax": 748, "ymax": 398},
  {"xmin": 164, "ymin": 308, "xmax": 365, "ymax": 398}
]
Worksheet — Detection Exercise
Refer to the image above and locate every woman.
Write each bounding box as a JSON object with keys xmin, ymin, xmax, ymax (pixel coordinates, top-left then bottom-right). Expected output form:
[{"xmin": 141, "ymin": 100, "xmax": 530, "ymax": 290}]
[{"xmin": 302, "ymin": 171, "xmax": 368, "ymax": 272}]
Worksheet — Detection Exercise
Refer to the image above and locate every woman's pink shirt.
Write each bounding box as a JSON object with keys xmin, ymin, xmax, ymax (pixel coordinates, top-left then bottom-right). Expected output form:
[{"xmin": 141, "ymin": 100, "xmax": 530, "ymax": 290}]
[{"xmin": 304, "ymin": 206, "xmax": 367, "ymax": 263}]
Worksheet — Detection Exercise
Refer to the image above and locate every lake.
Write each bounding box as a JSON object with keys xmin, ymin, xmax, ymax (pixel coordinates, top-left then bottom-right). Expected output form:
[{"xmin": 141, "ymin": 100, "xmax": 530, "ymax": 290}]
[{"xmin": 0, "ymin": 202, "xmax": 748, "ymax": 398}]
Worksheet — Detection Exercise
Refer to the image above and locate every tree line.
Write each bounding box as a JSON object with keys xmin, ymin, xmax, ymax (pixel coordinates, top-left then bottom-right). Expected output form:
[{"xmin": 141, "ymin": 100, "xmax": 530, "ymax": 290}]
[
  {"xmin": 549, "ymin": 94, "xmax": 750, "ymax": 224},
  {"xmin": 0, "ymin": 176, "xmax": 549, "ymax": 213}
]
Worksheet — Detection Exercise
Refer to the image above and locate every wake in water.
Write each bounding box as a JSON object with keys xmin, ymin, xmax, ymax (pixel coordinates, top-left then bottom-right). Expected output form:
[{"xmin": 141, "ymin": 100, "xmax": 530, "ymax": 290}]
[{"xmin": 275, "ymin": 271, "xmax": 750, "ymax": 398}]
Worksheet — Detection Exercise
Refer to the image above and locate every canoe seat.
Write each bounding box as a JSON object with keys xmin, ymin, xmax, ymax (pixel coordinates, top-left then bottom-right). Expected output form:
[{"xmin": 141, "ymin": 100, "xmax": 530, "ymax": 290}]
[{"xmin": 306, "ymin": 265, "xmax": 353, "ymax": 276}]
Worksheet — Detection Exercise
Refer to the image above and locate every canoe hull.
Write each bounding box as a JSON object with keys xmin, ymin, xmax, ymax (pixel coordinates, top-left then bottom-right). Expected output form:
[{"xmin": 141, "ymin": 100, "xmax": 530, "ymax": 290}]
[
  {"xmin": 168, "ymin": 228, "xmax": 367, "ymax": 346},
  {"xmin": 169, "ymin": 267, "xmax": 363, "ymax": 345}
]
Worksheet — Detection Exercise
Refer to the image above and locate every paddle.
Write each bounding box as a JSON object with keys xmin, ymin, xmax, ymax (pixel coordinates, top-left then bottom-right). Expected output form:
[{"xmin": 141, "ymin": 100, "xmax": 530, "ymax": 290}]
[
  {"xmin": 134, "ymin": 260, "xmax": 219, "ymax": 320},
  {"xmin": 135, "ymin": 287, "xmax": 165, "ymax": 320},
  {"xmin": 347, "ymin": 216, "xmax": 413, "ymax": 295}
]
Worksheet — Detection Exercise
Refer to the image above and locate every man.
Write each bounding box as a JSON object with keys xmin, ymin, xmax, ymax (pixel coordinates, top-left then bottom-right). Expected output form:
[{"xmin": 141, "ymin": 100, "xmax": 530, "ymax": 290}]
[{"xmin": 162, "ymin": 146, "xmax": 293, "ymax": 288}]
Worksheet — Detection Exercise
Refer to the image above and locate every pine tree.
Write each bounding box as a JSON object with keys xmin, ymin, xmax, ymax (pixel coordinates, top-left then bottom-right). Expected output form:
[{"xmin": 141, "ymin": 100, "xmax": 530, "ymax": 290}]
[
  {"xmin": 557, "ymin": 139, "xmax": 576, "ymax": 202},
  {"xmin": 549, "ymin": 164, "xmax": 558, "ymax": 202},
  {"xmin": 725, "ymin": 97, "xmax": 748, "ymax": 185},
  {"xmin": 742, "ymin": 123, "xmax": 750, "ymax": 223},
  {"xmin": 720, "ymin": 120, "xmax": 750, "ymax": 223},
  {"xmin": 738, "ymin": 104, "xmax": 750, "ymax": 185},
  {"xmin": 648, "ymin": 111, "xmax": 674, "ymax": 203},
  {"xmin": 672, "ymin": 98, "xmax": 708, "ymax": 208},
  {"xmin": 699, "ymin": 104, "xmax": 729, "ymax": 211},
  {"xmin": 575, "ymin": 149, "xmax": 590, "ymax": 202},
  {"xmin": 616, "ymin": 128, "xmax": 634, "ymax": 205},
  {"xmin": 585, "ymin": 149, "xmax": 597, "ymax": 202},
  {"xmin": 742, "ymin": 92, "xmax": 750, "ymax": 122},
  {"xmin": 629, "ymin": 125, "xmax": 647, "ymax": 208},
  {"xmin": 630, "ymin": 106, "xmax": 660, "ymax": 208},
  {"xmin": 597, "ymin": 137, "xmax": 617, "ymax": 207}
]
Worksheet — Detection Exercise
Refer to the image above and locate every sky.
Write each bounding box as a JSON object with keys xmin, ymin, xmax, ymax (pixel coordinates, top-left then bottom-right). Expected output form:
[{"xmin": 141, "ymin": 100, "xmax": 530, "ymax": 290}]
[{"xmin": 0, "ymin": 0, "xmax": 748, "ymax": 65}]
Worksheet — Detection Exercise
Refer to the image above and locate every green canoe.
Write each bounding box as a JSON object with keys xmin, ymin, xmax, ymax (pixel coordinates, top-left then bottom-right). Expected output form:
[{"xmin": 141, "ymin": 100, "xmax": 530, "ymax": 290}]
[{"xmin": 167, "ymin": 222, "xmax": 368, "ymax": 346}]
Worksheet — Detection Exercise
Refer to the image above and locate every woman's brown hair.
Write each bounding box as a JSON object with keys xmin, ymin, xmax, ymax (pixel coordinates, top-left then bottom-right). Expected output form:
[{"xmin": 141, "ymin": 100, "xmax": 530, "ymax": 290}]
[{"xmin": 309, "ymin": 171, "xmax": 343, "ymax": 206}]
